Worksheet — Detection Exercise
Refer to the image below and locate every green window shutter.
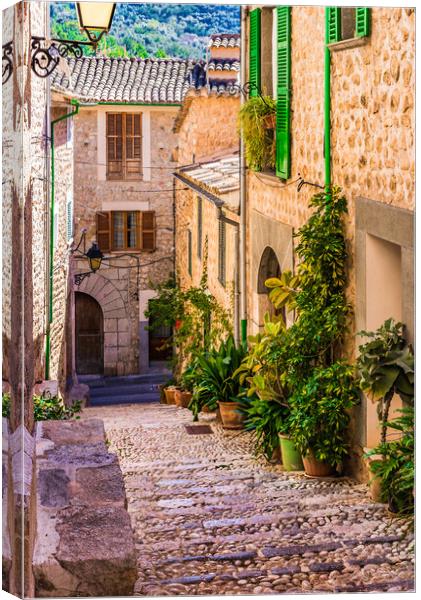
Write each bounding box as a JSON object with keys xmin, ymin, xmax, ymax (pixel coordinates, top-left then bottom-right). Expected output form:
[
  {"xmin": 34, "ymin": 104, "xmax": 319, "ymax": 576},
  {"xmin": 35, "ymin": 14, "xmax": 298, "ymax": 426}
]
[
  {"xmin": 326, "ymin": 7, "xmax": 341, "ymax": 43},
  {"xmin": 66, "ymin": 191, "xmax": 73, "ymax": 241},
  {"xmin": 188, "ymin": 229, "xmax": 192, "ymax": 276},
  {"xmin": 275, "ymin": 6, "xmax": 291, "ymax": 179},
  {"xmin": 355, "ymin": 7, "xmax": 370, "ymax": 38},
  {"xmin": 249, "ymin": 8, "xmax": 261, "ymax": 97}
]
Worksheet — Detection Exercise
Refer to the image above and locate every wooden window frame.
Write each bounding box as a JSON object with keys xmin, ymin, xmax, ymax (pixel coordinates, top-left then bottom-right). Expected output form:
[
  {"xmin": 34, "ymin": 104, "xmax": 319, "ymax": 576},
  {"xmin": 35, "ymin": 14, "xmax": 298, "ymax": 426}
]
[
  {"xmin": 327, "ymin": 7, "xmax": 371, "ymax": 49},
  {"xmin": 106, "ymin": 112, "xmax": 143, "ymax": 181},
  {"xmin": 96, "ymin": 210, "xmax": 156, "ymax": 253}
]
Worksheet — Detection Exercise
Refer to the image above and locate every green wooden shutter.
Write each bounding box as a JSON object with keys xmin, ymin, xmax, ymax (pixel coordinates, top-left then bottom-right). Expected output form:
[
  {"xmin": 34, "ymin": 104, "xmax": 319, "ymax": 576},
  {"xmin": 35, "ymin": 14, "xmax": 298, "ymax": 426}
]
[
  {"xmin": 326, "ymin": 7, "xmax": 341, "ymax": 43},
  {"xmin": 249, "ymin": 8, "xmax": 261, "ymax": 97},
  {"xmin": 275, "ymin": 6, "xmax": 291, "ymax": 179},
  {"xmin": 355, "ymin": 8, "xmax": 370, "ymax": 38}
]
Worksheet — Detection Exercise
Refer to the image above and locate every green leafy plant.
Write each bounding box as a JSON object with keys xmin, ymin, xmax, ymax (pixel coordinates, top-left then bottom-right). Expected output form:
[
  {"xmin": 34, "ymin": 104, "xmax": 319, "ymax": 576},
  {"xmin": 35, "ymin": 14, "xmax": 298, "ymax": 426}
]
[
  {"xmin": 366, "ymin": 407, "xmax": 414, "ymax": 515},
  {"xmin": 189, "ymin": 336, "xmax": 247, "ymax": 420},
  {"xmin": 2, "ymin": 393, "xmax": 81, "ymax": 421},
  {"xmin": 287, "ymin": 362, "xmax": 359, "ymax": 469},
  {"xmin": 242, "ymin": 396, "xmax": 288, "ymax": 461},
  {"xmin": 265, "ymin": 270, "xmax": 301, "ymax": 318},
  {"xmin": 357, "ymin": 318, "xmax": 414, "ymax": 444},
  {"xmin": 238, "ymin": 95, "xmax": 277, "ymax": 171}
]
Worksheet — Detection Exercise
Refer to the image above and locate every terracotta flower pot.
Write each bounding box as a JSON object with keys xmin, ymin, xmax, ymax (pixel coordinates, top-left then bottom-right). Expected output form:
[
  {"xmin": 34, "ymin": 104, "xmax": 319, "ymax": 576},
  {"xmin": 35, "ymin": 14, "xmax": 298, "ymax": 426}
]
[
  {"xmin": 164, "ymin": 386, "xmax": 178, "ymax": 405},
  {"xmin": 174, "ymin": 389, "xmax": 192, "ymax": 408},
  {"xmin": 279, "ymin": 435, "xmax": 304, "ymax": 471},
  {"xmin": 218, "ymin": 401, "xmax": 245, "ymax": 430},
  {"xmin": 302, "ymin": 451, "xmax": 335, "ymax": 477}
]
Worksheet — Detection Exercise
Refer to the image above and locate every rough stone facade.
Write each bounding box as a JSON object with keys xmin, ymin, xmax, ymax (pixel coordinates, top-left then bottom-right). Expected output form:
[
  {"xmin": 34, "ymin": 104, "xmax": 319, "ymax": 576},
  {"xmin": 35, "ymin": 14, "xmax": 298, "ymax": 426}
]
[
  {"xmin": 33, "ymin": 418, "xmax": 137, "ymax": 597},
  {"xmin": 71, "ymin": 105, "xmax": 178, "ymax": 375},
  {"xmin": 174, "ymin": 93, "xmax": 240, "ymax": 330},
  {"xmin": 243, "ymin": 6, "xmax": 414, "ymax": 474}
]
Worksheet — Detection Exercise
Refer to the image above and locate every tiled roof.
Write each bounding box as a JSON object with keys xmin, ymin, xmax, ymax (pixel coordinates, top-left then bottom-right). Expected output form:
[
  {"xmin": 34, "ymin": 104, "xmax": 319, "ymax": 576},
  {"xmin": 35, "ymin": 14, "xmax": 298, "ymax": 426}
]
[
  {"xmin": 207, "ymin": 59, "xmax": 240, "ymax": 72},
  {"xmin": 208, "ymin": 33, "xmax": 241, "ymax": 48},
  {"xmin": 177, "ymin": 153, "xmax": 240, "ymax": 211},
  {"xmin": 51, "ymin": 56, "xmax": 207, "ymax": 104}
]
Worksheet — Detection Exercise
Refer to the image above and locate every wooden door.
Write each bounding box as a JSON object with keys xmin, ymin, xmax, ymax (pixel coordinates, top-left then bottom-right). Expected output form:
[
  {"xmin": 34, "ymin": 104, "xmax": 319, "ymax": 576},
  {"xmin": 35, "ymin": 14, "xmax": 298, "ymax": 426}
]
[{"xmin": 75, "ymin": 292, "xmax": 104, "ymax": 374}]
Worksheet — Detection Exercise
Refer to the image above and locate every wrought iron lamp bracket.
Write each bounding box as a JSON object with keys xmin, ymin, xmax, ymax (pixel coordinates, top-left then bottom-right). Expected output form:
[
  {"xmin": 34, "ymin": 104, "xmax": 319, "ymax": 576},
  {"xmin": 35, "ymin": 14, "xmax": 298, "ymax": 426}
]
[{"xmin": 227, "ymin": 80, "xmax": 272, "ymax": 109}]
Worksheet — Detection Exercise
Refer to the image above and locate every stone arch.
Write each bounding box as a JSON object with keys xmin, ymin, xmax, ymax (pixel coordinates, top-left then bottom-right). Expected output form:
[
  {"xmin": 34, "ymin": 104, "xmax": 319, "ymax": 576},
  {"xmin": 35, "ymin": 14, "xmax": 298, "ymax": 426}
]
[
  {"xmin": 74, "ymin": 272, "xmax": 130, "ymax": 376},
  {"xmin": 256, "ymin": 246, "xmax": 283, "ymax": 327},
  {"xmin": 250, "ymin": 211, "xmax": 294, "ymax": 333}
]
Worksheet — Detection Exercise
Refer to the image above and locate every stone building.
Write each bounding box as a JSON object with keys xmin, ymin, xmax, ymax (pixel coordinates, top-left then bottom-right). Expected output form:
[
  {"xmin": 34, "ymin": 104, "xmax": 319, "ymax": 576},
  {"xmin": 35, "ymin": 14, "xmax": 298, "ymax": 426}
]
[
  {"xmin": 173, "ymin": 34, "xmax": 241, "ymax": 336},
  {"xmin": 50, "ymin": 56, "xmax": 209, "ymax": 377},
  {"xmin": 241, "ymin": 5, "xmax": 414, "ymax": 471}
]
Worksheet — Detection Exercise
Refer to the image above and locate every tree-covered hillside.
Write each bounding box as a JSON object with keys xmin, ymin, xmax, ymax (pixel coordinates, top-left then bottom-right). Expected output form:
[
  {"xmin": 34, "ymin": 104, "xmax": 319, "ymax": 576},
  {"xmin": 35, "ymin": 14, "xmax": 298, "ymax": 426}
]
[{"xmin": 50, "ymin": 2, "xmax": 240, "ymax": 59}]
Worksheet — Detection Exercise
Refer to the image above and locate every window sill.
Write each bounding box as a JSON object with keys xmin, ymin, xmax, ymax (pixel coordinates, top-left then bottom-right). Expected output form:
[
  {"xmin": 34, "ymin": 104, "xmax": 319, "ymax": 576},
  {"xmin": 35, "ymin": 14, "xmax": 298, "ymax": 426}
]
[
  {"xmin": 327, "ymin": 36, "xmax": 369, "ymax": 52},
  {"xmin": 106, "ymin": 249, "xmax": 156, "ymax": 255}
]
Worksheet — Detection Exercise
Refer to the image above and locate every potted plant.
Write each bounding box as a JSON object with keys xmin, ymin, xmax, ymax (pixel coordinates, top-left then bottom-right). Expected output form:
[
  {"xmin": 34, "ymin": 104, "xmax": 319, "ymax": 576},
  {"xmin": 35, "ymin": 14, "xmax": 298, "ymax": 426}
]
[
  {"xmin": 192, "ymin": 336, "xmax": 247, "ymax": 429},
  {"xmin": 174, "ymin": 362, "xmax": 198, "ymax": 408},
  {"xmin": 357, "ymin": 318, "xmax": 414, "ymax": 502},
  {"xmin": 238, "ymin": 95, "xmax": 277, "ymax": 172},
  {"xmin": 287, "ymin": 362, "xmax": 359, "ymax": 477},
  {"xmin": 235, "ymin": 315, "xmax": 300, "ymax": 468},
  {"xmin": 365, "ymin": 407, "xmax": 414, "ymax": 514}
]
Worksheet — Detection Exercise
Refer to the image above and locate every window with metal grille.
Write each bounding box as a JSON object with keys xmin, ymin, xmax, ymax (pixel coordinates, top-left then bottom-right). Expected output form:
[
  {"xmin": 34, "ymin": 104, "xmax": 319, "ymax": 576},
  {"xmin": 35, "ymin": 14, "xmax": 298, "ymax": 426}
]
[
  {"xmin": 106, "ymin": 113, "xmax": 142, "ymax": 180},
  {"xmin": 218, "ymin": 218, "xmax": 226, "ymax": 287},
  {"xmin": 197, "ymin": 196, "xmax": 203, "ymax": 259},
  {"xmin": 188, "ymin": 229, "xmax": 192, "ymax": 276},
  {"xmin": 96, "ymin": 211, "xmax": 156, "ymax": 252}
]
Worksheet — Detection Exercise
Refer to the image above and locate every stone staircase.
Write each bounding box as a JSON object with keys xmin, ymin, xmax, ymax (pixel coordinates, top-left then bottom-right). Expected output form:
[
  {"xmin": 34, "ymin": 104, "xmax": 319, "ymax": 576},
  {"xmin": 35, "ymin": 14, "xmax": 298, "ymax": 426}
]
[{"xmin": 79, "ymin": 370, "xmax": 171, "ymax": 406}]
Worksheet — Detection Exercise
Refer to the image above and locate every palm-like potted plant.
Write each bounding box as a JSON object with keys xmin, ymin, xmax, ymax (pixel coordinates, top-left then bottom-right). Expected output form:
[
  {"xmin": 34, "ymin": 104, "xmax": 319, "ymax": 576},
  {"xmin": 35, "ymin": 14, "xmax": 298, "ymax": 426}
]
[{"xmin": 192, "ymin": 336, "xmax": 247, "ymax": 429}]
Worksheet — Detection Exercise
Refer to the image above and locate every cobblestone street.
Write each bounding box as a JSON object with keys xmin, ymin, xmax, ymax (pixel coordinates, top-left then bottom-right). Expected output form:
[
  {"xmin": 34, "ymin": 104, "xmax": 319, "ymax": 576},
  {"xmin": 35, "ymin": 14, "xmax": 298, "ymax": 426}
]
[{"xmin": 83, "ymin": 403, "xmax": 415, "ymax": 596}]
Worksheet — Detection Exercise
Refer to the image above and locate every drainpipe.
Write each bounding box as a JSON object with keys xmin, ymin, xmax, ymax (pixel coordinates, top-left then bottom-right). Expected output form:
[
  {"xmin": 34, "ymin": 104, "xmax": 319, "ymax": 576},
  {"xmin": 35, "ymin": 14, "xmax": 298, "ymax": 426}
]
[
  {"xmin": 324, "ymin": 9, "xmax": 331, "ymax": 189},
  {"xmin": 239, "ymin": 5, "xmax": 248, "ymax": 347},
  {"xmin": 45, "ymin": 98, "xmax": 79, "ymax": 380}
]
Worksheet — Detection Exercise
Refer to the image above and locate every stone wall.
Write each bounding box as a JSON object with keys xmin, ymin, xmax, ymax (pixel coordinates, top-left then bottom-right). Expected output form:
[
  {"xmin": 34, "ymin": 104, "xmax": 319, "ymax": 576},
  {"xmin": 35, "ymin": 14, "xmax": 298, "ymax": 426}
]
[
  {"xmin": 176, "ymin": 93, "xmax": 240, "ymax": 165},
  {"xmin": 72, "ymin": 106, "xmax": 178, "ymax": 374},
  {"xmin": 33, "ymin": 418, "xmax": 137, "ymax": 596},
  {"xmin": 244, "ymin": 6, "xmax": 414, "ymax": 475}
]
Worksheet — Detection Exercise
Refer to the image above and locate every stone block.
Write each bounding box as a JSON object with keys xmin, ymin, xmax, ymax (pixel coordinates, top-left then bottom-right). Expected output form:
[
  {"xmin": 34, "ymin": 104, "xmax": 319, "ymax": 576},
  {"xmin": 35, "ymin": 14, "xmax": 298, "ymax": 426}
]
[
  {"xmin": 41, "ymin": 419, "xmax": 105, "ymax": 446},
  {"xmin": 75, "ymin": 464, "xmax": 127, "ymax": 508},
  {"xmin": 55, "ymin": 506, "xmax": 137, "ymax": 596}
]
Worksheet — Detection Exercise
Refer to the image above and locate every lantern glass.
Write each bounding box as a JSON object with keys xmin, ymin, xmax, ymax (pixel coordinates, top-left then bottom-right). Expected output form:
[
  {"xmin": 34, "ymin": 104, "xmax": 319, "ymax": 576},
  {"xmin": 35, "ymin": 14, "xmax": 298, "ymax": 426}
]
[
  {"xmin": 88, "ymin": 256, "xmax": 102, "ymax": 272},
  {"xmin": 76, "ymin": 2, "xmax": 116, "ymax": 32}
]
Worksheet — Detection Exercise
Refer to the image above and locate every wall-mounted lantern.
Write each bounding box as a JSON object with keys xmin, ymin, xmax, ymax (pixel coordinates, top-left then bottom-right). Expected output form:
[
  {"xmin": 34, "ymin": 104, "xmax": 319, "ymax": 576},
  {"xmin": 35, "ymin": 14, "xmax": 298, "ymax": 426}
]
[
  {"xmin": 2, "ymin": 2, "xmax": 116, "ymax": 83},
  {"xmin": 86, "ymin": 242, "xmax": 103, "ymax": 273}
]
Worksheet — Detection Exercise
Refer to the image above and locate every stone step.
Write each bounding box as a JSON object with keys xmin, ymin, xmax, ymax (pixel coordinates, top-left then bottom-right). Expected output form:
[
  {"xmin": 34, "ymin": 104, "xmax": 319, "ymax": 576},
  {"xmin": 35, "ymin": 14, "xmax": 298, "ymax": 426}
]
[
  {"xmin": 89, "ymin": 383, "xmax": 162, "ymax": 397},
  {"xmin": 89, "ymin": 392, "xmax": 161, "ymax": 406}
]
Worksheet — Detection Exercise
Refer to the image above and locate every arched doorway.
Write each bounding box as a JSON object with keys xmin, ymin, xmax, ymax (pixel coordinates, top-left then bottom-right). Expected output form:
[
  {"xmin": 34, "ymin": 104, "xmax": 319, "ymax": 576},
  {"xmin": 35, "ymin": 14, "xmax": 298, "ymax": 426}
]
[
  {"xmin": 75, "ymin": 292, "xmax": 104, "ymax": 374},
  {"xmin": 257, "ymin": 247, "xmax": 284, "ymax": 327}
]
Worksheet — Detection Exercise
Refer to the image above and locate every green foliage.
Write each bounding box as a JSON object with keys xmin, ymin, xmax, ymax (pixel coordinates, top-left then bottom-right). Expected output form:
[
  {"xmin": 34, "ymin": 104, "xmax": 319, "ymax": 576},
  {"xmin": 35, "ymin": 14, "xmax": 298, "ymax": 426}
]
[
  {"xmin": 366, "ymin": 407, "xmax": 414, "ymax": 515},
  {"xmin": 2, "ymin": 393, "xmax": 81, "ymax": 421},
  {"xmin": 234, "ymin": 315, "xmax": 290, "ymax": 406},
  {"xmin": 188, "ymin": 336, "xmax": 247, "ymax": 420},
  {"xmin": 242, "ymin": 396, "xmax": 288, "ymax": 461},
  {"xmin": 238, "ymin": 96, "xmax": 277, "ymax": 171},
  {"xmin": 50, "ymin": 3, "xmax": 240, "ymax": 59},
  {"xmin": 147, "ymin": 249, "xmax": 232, "ymax": 379},
  {"xmin": 265, "ymin": 270, "xmax": 301, "ymax": 316},
  {"xmin": 287, "ymin": 362, "xmax": 359, "ymax": 468},
  {"xmin": 357, "ymin": 318, "xmax": 414, "ymax": 443}
]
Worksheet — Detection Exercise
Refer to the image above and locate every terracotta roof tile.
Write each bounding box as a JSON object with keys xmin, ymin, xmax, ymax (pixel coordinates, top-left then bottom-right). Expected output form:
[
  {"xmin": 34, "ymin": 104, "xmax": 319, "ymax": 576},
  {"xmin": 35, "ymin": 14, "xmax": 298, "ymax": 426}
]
[
  {"xmin": 51, "ymin": 56, "xmax": 207, "ymax": 104},
  {"xmin": 208, "ymin": 33, "xmax": 241, "ymax": 49}
]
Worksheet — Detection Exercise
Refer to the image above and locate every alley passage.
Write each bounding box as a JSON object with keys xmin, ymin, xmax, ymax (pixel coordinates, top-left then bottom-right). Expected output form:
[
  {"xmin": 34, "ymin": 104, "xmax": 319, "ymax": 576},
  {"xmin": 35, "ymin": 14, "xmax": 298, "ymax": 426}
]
[{"xmin": 83, "ymin": 403, "xmax": 414, "ymax": 595}]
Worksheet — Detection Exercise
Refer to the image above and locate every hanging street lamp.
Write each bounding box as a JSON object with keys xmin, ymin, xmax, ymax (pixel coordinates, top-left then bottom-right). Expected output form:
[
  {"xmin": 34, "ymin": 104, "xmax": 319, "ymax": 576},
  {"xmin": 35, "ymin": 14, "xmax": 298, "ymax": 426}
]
[
  {"xmin": 76, "ymin": 2, "xmax": 117, "ymax": 45},
  {"xmin": 2, "ymin": 2, "xmax": 116, "ymax": 82}
]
